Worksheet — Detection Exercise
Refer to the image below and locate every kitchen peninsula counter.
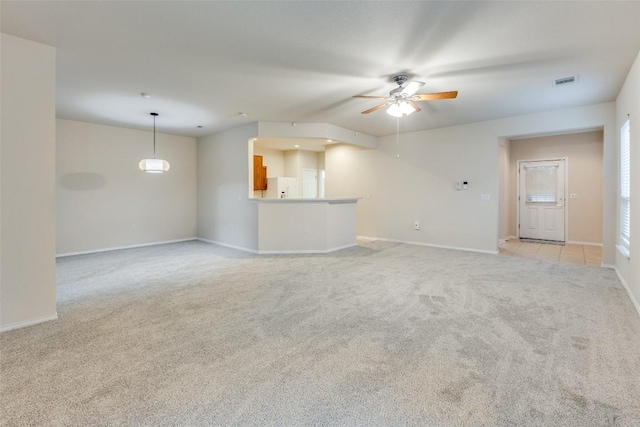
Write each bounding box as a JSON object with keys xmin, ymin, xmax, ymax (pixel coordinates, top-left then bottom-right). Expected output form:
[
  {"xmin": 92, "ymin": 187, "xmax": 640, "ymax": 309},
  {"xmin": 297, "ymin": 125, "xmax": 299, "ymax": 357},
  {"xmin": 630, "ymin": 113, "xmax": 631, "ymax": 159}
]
[{"xmin": 249, "ymin": 198, "xmax": 358, "ymax": 253}]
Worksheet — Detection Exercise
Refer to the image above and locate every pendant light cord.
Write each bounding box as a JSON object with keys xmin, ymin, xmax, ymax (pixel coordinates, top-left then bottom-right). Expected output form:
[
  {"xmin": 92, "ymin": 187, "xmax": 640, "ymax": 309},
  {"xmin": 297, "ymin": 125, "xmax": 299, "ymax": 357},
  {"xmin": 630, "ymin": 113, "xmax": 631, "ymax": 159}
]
[{"xmin": 153, "ymin": 114, "xmax": 156, "ymax": 159}]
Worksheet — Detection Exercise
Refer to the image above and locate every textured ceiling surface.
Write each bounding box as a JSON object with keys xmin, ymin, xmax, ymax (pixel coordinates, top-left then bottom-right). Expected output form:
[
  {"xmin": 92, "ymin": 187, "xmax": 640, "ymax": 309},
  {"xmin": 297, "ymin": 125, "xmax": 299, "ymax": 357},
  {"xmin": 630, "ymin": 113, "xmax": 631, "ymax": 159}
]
[{"xmin": 2, "ymin": 1, "xmax": 640, "ymax": 137}]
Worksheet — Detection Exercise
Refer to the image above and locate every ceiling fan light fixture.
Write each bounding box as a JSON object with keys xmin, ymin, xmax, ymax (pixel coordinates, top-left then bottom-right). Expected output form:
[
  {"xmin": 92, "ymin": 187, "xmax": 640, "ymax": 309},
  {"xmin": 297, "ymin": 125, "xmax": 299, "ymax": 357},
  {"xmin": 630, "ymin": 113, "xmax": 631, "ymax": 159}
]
[
  {"xmin": 139, "ymin": 112, "xmax": 171, "ymax": 173},
  {"xmin": 355, "ymin": 74, "xmax": 456, "ymax": 116},
  {"xmin": 386, "ymin": 101, "xmax": 417, "ymax": 118}
]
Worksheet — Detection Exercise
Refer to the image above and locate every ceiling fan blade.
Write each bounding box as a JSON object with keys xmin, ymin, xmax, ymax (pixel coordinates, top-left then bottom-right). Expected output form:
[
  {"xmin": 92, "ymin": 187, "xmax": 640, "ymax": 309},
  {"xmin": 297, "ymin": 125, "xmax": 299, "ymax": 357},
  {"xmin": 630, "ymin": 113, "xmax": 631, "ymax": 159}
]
[
  {"xmin": 413, "ymin": 91, "xmax": 458, "ymax": 101},
  {"xmin": 361, "ymin": 103, "xmax": 389, "ymax": 114},
  {"xmin": 353, "ymin": 95, "xmax": 388, "ymax": 99},
  {"xmin": 400, "ymin": 81, "xmax": 425, "ymax": 96},
  {"xmin": 408, "ymin": 101, "xmax": 422, "ymax": 113}
]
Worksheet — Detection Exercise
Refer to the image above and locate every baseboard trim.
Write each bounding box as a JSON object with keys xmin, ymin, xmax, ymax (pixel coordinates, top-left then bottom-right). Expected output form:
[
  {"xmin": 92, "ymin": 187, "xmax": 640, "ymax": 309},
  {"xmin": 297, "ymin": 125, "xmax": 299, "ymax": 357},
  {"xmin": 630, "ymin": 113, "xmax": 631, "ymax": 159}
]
[
  {"xmin": 357, "ymin": 235, "xmax": 499, "ymax": 255},
  {"xmin": 602, "ymin": 263, "xmax": 640, "ymax": 318},
  {"xmin": 566, "ymin": 240, "xmax": 603, "ymax": 247},
  {"xmin": 198, "ymin": 238, "xmax": 356, "ymax": 255},
  {"xmin": 56, "ymin": 238, "xmax": 198, "ymax": 257},
  {"xmin": 258, "ymin": 243, "xmax": 357, "ymax": 255},
  {"xmin": 0, "ymin": 313, "xmax": 58, "ymax": 333},
  {"xmin": 197, "ymin": 238, "xmax": 258, "ymax": 254}
]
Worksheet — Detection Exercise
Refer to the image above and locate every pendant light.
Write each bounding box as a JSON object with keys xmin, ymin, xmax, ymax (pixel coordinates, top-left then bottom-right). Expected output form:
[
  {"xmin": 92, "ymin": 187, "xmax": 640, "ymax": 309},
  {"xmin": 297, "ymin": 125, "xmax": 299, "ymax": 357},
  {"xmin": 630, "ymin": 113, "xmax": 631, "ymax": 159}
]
[{"xmin": 139, "ymin": 112, "xmax": 170, "ymax": 173}]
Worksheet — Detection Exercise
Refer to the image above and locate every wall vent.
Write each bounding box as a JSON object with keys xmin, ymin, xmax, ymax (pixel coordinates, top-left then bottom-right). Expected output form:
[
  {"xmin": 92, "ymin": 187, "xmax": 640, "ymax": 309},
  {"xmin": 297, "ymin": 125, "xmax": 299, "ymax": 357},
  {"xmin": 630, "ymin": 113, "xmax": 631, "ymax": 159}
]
[{"xmin": 554, "ymin": 76, "xmax": 577, "ymax": 86}]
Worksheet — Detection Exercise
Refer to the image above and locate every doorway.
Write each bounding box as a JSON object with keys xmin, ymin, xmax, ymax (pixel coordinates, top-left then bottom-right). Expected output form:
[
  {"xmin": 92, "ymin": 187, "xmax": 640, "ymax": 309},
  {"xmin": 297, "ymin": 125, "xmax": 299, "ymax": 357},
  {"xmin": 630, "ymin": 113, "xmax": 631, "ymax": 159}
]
[
  {"xmin": 517, "ymin": 159, "xmax": 566, "ymax": 242},
  {"xmin": 302, "ymin": 168, "xmax": 318, "ymax": 199}
]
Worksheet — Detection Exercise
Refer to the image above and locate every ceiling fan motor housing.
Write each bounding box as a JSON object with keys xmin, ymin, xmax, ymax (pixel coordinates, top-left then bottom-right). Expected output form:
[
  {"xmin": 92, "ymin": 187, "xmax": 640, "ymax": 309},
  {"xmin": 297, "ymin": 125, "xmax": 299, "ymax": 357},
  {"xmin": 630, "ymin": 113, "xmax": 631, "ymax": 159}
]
[
  {"xmin": 389, "ymin": 87, "xmax": 405, "ymax": 98},
  {"xmin": 392, "ymin": 74, "xmax": 410, "ymax": 87}
]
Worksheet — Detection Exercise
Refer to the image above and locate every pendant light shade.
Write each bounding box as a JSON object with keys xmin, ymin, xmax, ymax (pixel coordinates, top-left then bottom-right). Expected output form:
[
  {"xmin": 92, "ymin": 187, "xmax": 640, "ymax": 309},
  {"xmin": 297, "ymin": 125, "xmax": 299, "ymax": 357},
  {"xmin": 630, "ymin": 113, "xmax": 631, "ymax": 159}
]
[
  {"xmin": 138, "ymin": 158, "xmax": 170, "ymax": 173},
  {"xmin": 139, "ymin": 112, "xmax": 170, "ymax": 173}
]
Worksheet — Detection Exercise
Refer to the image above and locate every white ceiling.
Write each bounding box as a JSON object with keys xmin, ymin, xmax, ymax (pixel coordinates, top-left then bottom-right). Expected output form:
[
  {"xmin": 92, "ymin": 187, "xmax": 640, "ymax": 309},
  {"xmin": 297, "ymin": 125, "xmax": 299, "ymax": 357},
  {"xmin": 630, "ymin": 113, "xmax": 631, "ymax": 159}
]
[{"xmin": 2, "ymin": 1, "xmax": 640, "ymax": 138}]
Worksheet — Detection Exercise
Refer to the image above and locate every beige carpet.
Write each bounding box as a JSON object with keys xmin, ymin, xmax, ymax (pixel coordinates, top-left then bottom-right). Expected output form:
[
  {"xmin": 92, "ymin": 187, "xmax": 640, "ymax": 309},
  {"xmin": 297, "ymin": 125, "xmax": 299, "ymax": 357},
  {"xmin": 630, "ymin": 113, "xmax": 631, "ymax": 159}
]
[{"xmin": 1, "ymin": 240, "xmax": 639, "ymax": 426}]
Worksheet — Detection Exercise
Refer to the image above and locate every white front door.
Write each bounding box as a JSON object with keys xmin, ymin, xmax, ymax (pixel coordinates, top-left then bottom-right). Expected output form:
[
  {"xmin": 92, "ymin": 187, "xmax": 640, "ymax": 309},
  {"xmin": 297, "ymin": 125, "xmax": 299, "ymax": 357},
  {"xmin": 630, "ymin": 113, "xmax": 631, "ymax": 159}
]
[{"xmin": 518, "ymin": 159, "xmax": 565, "ymax": 242}]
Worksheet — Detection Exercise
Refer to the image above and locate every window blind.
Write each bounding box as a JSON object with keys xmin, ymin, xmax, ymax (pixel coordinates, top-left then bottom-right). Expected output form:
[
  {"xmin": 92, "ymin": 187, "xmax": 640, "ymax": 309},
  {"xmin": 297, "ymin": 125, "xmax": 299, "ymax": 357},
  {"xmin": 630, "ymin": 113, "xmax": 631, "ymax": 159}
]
[
  {"xmin": 620, "ymin": 119, "xmax": 631, "ymax": 250},
  {"xmin": 525, "ymin": 165, "xmax": 558, "ymax": 203}
]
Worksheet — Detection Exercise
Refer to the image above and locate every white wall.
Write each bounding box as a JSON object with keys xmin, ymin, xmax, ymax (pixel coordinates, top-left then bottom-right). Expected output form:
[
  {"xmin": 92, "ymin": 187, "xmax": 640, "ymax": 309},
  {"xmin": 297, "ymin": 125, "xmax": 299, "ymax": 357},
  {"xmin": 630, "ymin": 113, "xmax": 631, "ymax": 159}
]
[
  {"xmin": 508, "ymin": 130, "xmax": 604, "ymax": 244},
  {"xmin": 56, "ymin": 119, "xmax": 197, "ymax": 255},
  {"xmin": 498, "ymin": 138, "xmax": 510, "ymax": 239},
  {"xmin": 327, "ymin": 102, "xmax": 616, "ymax": 257},
  {"xmin": 0, "ymin": 34, "xmax": 57, "ymax": 331},
  {"xmin": 198, "ymin": 123, "xmax": 259, "ymax": 252},
  {"xmin": 283, "ymin": 150, "xmax": 298, "ymax": 177},
  {"xmin": 615, "ymin": 50, "xmax": 640, "ymax": 314},
  {"xmin": 318, "ymin": 152, "xmax": 326, "ymax": 170},
  {"xmin": 326, "ymin": 129, "xmax": 499, "ymax": 253},
  {"xmin": 299, "ymin": 150, "xmax": 319, "ymax": 172},
  {"xmin": 254, "ymin": 147, "xmax": 284, "ymax": 178}
]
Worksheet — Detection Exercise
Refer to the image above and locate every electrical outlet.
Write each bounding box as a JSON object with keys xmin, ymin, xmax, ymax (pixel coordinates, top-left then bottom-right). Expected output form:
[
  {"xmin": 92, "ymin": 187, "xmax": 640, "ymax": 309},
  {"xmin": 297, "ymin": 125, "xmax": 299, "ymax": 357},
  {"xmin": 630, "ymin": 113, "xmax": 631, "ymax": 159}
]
[
  {"xmin": 414, "ymin": 221, "xmax": 420, "ymax": 231},
  {"xmin": 131, "ymin": 223, "xmax": 137, "ymax": 230},
  {"xmin": 570, "ymin": 193, "xmax": 578, "ymax": 199}
]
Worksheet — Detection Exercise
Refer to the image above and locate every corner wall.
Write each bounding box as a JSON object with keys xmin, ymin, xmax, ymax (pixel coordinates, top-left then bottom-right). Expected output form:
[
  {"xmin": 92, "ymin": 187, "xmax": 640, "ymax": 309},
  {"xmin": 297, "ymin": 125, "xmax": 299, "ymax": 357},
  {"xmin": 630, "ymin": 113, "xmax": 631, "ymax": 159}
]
[
  {"xmin": 197, "ymin": 123, "xmax": 259, "ymax": 251},
  {"xmin": 56, "ymin": 119, "xmax": 197, "ymax": 255},
  {"xmin": 327, "ymin": 103, "xmax": 616, "ymax": 256},
  {"xmin": 1, "ymin": 34, "xmax": 57, "ymax": 331},
  {"xmin": 615, "ymin": 50, "xmax": 640, "ymax": 314}
]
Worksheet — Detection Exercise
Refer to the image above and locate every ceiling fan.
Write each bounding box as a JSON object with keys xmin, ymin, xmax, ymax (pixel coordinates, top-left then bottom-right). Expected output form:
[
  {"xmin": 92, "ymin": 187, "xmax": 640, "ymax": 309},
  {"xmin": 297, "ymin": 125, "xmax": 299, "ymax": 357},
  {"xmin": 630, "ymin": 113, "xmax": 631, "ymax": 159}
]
[{"xmin": 354, "ymin": 74, "xmax": 458, "ymax": 117}]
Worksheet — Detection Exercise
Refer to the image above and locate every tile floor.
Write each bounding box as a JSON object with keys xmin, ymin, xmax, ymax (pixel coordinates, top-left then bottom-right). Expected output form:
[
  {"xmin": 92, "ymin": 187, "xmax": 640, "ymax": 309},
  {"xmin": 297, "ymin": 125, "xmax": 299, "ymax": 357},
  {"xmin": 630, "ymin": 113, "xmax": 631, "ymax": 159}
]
[
  {"xmin": 499, "ymin": 239, "xmax": 602, "ymax": 266},
  {"xmin": 357, "ymin": 238, "xmax": 603, "ymax": 267}
]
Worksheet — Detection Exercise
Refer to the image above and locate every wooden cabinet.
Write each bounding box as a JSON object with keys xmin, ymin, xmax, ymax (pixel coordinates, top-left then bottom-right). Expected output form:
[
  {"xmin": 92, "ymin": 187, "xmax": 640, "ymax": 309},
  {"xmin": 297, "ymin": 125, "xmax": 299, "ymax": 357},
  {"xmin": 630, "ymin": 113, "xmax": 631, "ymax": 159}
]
[{"xmin": 253, "ymin": 155, "xmax": 267, "ymax": 191}]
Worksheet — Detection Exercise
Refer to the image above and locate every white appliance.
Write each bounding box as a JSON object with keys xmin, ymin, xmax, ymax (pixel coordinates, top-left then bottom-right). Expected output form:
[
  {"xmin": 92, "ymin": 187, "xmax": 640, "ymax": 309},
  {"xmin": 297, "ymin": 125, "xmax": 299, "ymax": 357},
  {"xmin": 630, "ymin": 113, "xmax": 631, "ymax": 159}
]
[{"xmin": 265, "ymin": 177, "xmax": 299, "ymax": 199}]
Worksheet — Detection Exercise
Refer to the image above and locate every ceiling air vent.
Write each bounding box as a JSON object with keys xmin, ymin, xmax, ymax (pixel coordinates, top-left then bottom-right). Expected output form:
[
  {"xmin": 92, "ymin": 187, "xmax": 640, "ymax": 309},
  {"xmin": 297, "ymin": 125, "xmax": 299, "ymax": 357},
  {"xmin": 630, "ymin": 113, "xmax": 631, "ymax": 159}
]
[{"xmin": 554, "ymin": 76, "xmax": 577, "ymax": 87}]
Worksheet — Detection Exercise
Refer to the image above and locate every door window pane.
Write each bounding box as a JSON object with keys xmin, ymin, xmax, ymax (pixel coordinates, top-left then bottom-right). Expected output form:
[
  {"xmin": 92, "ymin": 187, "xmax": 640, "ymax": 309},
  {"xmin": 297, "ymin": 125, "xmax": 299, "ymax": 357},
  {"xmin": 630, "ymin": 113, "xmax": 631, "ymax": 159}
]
[{"xmin": 526, "ymin": 165, "xmax": 558, "ymax": 203}]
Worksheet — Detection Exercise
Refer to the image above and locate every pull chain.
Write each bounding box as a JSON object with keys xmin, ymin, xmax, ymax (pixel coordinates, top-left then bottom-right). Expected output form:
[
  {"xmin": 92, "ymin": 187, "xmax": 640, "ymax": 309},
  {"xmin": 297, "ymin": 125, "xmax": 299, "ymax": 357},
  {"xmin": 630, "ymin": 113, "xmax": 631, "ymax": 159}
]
[{"xmin": 396, "ymin": 117, "xmax": 400, "ymax": 158}]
